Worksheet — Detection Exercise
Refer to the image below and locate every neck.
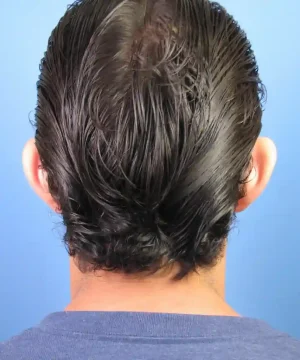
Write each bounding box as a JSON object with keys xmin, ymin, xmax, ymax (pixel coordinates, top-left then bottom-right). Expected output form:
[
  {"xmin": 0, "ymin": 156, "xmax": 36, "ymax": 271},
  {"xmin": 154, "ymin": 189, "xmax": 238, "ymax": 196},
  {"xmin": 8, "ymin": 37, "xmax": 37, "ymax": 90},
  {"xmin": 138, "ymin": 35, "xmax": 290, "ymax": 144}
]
[{"xmin": 66, "ymin": 252, "xmax": 238, "ymax": 317}]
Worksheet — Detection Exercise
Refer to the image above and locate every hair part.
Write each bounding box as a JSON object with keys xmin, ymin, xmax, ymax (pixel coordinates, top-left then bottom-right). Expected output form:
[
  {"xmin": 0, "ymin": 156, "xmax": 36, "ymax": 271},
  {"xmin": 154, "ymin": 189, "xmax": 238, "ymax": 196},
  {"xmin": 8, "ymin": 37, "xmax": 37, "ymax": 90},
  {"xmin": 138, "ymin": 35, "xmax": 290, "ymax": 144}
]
[{"xmin": 35, "ymin": 0, "xmax": 264, "ymax": 279}]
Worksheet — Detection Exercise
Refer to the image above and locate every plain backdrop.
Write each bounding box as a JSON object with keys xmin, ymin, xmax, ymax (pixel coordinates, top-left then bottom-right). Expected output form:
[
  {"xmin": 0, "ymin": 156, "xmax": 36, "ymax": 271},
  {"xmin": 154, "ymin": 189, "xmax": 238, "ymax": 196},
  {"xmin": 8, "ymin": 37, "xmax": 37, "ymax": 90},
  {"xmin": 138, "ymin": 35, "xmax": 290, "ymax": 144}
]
[{"xmin": 0, "ymin": 0, "xmax": 299, "ymax": 341}]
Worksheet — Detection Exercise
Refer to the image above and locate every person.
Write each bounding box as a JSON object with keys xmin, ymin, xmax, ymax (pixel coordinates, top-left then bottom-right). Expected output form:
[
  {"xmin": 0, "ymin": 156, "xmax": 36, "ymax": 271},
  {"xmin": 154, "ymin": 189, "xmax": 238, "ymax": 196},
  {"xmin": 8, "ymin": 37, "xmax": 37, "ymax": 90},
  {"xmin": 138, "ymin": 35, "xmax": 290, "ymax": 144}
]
[{"xmin": 1, "ymin": 0, "xmax": 299, "ymax": 358}]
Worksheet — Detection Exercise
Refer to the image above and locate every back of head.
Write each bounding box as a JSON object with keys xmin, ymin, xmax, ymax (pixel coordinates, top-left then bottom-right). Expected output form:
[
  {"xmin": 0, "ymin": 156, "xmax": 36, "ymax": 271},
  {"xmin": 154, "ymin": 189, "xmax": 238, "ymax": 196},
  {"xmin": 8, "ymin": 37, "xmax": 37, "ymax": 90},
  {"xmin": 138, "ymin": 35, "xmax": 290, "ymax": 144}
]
[{"xmin": 35, "ymin": 0, "xmax": 264, "ymax": 279}]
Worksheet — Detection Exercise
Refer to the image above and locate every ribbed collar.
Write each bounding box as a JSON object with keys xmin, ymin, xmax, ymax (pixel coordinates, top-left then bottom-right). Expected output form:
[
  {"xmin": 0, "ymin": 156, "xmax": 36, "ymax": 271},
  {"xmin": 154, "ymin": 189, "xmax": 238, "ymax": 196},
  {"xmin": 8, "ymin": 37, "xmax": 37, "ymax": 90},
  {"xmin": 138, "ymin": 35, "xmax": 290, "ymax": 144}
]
[{"xmin": 38, "ymin": 312, "xmax": 272, "ymax": 339}]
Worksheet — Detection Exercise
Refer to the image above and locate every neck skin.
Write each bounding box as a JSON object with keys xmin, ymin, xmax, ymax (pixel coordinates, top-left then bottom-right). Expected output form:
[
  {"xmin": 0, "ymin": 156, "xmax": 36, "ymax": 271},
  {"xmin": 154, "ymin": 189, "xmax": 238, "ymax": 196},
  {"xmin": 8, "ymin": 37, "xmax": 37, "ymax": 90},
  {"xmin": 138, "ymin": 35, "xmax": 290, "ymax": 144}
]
[{"xmin": 66, "ymin": 246, "xmax": 238, "ymax": 316}]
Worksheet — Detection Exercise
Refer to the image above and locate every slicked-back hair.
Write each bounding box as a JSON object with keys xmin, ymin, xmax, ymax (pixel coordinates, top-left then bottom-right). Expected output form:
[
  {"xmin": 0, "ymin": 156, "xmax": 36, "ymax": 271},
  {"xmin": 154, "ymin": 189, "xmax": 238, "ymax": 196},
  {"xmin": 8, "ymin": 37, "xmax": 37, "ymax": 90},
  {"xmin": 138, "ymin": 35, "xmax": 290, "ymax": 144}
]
[{"xmin": 35, "ymin": 0, "xmax": 264, "ymax": 279}]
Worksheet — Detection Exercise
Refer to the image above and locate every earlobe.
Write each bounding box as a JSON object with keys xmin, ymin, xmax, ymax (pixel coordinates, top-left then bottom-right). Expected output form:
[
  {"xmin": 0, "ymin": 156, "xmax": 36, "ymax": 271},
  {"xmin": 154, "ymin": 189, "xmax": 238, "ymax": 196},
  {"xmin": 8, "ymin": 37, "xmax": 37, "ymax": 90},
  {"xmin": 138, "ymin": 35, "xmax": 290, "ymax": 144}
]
[
  {"xmin": 236, "ymin": 137, "xmax": 277, "ymax": 213},
  {"xmin": 22, "ymin": 139, "xmax": 59, "ymax": 212}
]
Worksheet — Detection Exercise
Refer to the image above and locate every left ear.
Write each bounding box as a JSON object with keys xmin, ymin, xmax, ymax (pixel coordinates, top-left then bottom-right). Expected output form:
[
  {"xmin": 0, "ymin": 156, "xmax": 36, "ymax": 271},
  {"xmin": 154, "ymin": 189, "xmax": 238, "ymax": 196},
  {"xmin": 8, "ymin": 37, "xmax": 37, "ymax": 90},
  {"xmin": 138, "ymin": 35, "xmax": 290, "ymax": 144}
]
[
  {"xmin": 22, "ymin": 138, "xmax": 60, "ymax": 212},
  {"xmin": 236, "ymin": 137, "xmax": 277, "ymax": 213}
]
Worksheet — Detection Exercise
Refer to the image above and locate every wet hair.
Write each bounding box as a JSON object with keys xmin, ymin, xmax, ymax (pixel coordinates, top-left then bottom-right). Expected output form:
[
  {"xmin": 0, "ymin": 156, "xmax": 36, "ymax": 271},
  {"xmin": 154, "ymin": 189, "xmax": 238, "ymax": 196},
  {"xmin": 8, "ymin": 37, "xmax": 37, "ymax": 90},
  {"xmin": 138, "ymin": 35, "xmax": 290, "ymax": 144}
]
[{"xmin": 35, "ymin": 0, "xmax": 264, "ymax": 279}]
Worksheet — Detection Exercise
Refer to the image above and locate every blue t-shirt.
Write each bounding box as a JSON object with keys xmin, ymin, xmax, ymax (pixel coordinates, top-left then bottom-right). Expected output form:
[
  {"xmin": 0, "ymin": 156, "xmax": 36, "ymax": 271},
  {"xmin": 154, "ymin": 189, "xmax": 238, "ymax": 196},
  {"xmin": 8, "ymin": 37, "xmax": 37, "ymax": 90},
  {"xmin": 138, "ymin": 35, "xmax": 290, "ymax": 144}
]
[{"xmin": 1, "ymin": 312, "xmax": 300, "ymax": 359}]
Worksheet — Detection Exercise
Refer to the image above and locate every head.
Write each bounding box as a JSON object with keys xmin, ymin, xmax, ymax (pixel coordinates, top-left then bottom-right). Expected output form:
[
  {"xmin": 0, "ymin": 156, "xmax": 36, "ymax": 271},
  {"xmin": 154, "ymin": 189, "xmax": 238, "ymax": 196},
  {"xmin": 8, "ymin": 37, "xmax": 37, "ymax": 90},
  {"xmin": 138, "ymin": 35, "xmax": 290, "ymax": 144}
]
[{"xmin": 23, "ymin": 0, "xmax": 276, "ymax": 281}]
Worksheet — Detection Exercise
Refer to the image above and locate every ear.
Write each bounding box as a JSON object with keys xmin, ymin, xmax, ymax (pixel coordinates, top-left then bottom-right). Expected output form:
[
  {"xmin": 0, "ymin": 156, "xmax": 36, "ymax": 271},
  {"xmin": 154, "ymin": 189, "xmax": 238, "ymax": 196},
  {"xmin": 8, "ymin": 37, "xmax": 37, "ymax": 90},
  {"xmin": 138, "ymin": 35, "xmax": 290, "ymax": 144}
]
[
  {"xmin": 236, "ymin": 137, "xmax": 277, "ymax": 213},
  {"xmin": 22, "ymin": 138, "xmax": 60, "ymax": 212}
]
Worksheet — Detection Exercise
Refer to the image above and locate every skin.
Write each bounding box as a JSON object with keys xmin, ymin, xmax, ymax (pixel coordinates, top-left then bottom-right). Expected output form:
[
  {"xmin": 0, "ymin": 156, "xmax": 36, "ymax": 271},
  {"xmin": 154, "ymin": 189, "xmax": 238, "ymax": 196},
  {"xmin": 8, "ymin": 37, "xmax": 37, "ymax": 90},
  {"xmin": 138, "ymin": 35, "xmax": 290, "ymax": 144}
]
[{"xmin": 22, "ymin": 137, "xmax": 276, "ymax": 316}]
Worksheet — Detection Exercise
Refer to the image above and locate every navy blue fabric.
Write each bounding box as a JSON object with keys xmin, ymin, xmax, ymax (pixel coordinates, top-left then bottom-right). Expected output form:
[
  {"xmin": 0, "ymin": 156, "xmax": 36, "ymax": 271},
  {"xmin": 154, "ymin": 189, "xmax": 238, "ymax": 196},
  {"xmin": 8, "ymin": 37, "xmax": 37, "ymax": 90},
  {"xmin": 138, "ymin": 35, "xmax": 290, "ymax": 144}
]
[{"xmin": 1, "ymin": 312, "xmax": 300, "ymax": 359}]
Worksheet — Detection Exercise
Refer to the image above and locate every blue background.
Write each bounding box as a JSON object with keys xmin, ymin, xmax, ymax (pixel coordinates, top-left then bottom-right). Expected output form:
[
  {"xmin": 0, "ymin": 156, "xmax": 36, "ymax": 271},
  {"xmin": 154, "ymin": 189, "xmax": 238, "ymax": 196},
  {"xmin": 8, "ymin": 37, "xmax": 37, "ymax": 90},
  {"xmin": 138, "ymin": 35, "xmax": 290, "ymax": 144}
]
[{"xmin": 0, "ymin": 0, "xmax": 299, "ymax": 341}]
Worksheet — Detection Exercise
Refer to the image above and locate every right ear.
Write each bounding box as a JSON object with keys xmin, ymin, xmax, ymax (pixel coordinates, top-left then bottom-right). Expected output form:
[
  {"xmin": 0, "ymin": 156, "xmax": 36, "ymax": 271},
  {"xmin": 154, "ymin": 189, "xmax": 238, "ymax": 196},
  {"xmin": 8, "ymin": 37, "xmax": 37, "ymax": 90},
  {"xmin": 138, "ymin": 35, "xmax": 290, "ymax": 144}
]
[
  {"xmin": 236, "ymin": 137, "xmax": 277, "ymax": 213},
  {"xmin": 22, "ymin": 138, "xmax": 59, "ymax": 212}
]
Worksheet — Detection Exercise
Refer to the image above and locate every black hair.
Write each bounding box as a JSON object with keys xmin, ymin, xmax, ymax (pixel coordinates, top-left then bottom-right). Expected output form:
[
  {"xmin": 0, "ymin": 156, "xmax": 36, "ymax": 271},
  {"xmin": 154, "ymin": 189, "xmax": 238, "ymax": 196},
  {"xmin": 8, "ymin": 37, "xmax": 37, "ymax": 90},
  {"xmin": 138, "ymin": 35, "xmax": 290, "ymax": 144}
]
[{"xmin": 35, "ymin": 0, "xmax": 264, "ymax": 279}]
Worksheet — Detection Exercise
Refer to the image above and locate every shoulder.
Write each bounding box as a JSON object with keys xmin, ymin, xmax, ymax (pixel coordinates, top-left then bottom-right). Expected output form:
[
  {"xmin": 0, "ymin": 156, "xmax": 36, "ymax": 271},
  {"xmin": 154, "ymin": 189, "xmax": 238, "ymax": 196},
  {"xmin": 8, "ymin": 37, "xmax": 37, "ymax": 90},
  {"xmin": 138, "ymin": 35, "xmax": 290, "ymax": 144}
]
[
  {"xmin": 0, "ymin": 328, "xmax": 60, "ymax": 360},
  {"xmin": 251, "ymin": 334, "xmax": 300, "ymax": 358},
  {"xmin": 229, "ymin": 324, "xmax": 300, "ymax": 360}
]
